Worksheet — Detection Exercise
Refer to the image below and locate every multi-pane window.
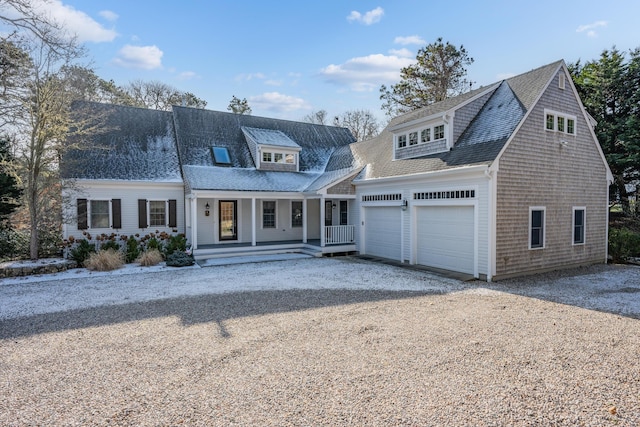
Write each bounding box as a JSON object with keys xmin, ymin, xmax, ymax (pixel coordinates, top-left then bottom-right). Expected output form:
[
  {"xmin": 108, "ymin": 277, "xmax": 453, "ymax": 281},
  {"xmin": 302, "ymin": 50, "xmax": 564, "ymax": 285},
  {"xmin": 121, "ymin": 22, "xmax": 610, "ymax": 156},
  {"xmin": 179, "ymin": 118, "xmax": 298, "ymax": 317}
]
[
  {"xmin": 149, "ymin": 201, "xmax": 166, "ymax": 227},
  {"xmin": 421, "ymin": 128, "xmax": 430, "ymax": 143},
  {"xmin": 339, "ymin": 201, "xmax": 348, "ymax": 225},
  {"xmin": 285, "ymin": 153, "xmax": 295, "ymax": 164},
  {"xmin": 90, "ymin": 200, "xmax": 110, "ymax": 228},
  {"xmin": 573, "ymin": 208, "xmax": 585, "ymax": 244},
  {"xmin": 545, "ymin": 110, "xmax": 576, "ymax": 135},
  {"xmin": 263, "ymin": 201, "xmax": 276, "ymax": 228},
  {"xmin": 262, "ymin": 152, "xmax": 272, "ymax": 162},
  {"xmin": 397, "ymin": 134, "xmax": 407, "ymax": 148},
  {"xmin": 546, "ymin": 114, "xmax": 554, "ymax": 130},
  {"xmin": 291, "ymin": 201, "xmax": 303, "ymax": 228},
  {"xmin": 274, "ymin": 153, "xmax": 283, "ymax": 163},
  {"xmin": 409, "ymin": 131, "xmax": 418, "ymax": 146},
  {"xmin": 434, "ymin": 125, "xmax": 445, "ymax": 140},
  {"xmin": 530, "ymin": 208, "xmax": 545, "ymax": 249}
]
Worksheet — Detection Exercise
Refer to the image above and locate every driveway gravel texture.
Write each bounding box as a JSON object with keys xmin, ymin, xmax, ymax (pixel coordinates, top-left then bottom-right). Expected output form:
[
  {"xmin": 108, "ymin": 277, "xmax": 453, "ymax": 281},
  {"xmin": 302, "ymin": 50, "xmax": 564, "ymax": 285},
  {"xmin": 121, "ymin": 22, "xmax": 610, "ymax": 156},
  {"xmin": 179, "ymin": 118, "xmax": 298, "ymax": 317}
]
[{"xmin": 1, "ymin": 256, "xmax": 639, "ymax": 426}]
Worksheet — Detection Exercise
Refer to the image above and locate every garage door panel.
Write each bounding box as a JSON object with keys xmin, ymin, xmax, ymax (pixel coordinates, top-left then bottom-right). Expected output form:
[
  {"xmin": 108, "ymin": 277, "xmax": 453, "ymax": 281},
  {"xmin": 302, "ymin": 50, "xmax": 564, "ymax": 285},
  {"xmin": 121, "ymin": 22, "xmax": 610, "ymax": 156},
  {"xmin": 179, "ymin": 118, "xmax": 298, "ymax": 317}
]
[
  {"xmin": 416, "ymin": 206, "xmax": 474, "ymax": 274},
  {"xmin": 364, "ymin": 207, "xmax": 401, "ymax": 261}
]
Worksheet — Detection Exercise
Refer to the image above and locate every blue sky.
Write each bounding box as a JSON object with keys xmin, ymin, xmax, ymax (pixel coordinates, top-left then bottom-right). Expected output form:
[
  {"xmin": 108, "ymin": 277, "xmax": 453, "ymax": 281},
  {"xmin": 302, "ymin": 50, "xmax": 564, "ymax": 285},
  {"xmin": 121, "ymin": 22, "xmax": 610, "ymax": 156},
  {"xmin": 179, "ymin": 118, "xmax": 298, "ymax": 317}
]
[{"xmin": 28, "ymin": 0, "xmax": 640, "ymax": 122}]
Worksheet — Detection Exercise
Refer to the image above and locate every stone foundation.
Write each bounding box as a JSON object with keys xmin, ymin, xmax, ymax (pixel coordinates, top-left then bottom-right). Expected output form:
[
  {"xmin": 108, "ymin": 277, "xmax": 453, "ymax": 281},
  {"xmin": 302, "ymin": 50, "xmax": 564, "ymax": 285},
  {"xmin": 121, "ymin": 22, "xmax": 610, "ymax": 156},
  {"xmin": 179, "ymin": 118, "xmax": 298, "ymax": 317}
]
[{"xmin": 0, "ymin": 259, "xmax": 78, "ymax": 278}]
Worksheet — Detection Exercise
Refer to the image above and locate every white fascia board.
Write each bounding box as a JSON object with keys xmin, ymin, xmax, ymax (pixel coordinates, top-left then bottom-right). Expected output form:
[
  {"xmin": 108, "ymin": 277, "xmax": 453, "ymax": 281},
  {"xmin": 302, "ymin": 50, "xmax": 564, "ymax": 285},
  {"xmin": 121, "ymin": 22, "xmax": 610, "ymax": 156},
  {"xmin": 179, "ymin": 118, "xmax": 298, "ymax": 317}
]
[
  {"xmin": 354, "ymin": 164, "xmax": 489, "ymax": 187},
  {"xmin": 258, "ymin": 144, "xmax": 301, "ymax": 153},
  {"xmin": 65, "ymin": 179, "xmax": 184, "ymax": 191},
  {"xmin": 190, "ymin": 190, "xmax": 304, "ymax": 200}
]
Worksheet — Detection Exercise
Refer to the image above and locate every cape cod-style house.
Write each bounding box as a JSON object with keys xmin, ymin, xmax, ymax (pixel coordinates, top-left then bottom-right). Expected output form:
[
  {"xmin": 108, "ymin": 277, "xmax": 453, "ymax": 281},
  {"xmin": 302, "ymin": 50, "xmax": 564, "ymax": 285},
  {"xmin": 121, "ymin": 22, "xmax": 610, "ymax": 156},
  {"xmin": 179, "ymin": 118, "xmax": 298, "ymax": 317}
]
[{"xmin": 61, "ymin": 60, "xmax": 613, "ymax": 281}]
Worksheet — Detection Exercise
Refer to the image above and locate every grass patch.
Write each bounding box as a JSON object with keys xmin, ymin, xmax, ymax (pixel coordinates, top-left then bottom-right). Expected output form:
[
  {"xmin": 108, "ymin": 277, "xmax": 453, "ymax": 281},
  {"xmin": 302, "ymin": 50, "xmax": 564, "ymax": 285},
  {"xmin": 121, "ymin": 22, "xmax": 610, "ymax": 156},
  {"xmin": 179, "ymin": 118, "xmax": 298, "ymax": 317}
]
[{"xmin": 84, "ymin": 249, "xmax": 124, "ymax": 271}]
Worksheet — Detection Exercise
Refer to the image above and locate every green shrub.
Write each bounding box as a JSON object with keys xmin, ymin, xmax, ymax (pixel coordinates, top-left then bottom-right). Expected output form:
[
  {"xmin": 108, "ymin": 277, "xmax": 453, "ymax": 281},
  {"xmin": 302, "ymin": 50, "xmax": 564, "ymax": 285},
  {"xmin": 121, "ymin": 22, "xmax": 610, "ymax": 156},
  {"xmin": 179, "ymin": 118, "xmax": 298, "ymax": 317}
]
[
  {"xmin": 609, "ymin": 227, "xmax": 640, "ymax": 262},
  {"xmin": 136, "ymin": 248, "xmax": 163, "ymax": 266},
  {"xmin": 100, "ymin": 239, "xmax": 121, "ymax": 252},
  {"xmin": 165, "ymin": 251, "xmax": 194, "ymax": 267},
  {"xmin": 69, "ymin": 239, "xmax": 95, "ymax": 265},
  {"xmin": 84, "ymin": 249, "xmax": 124, "ymax": 271},
  {"xmin": 164, "ymin": 233, "xmax": 187, "ymax": 257},
  {"xmin": 0, "ymin": 229, "xmax": 29, "ymax": 261},
  {"xmin": 125, "ymin": 237, "xmax": 141, "ymax": 263},
  {"xmin": 146, "ymin": 237, "xmax": 160, "ymax": 252}
]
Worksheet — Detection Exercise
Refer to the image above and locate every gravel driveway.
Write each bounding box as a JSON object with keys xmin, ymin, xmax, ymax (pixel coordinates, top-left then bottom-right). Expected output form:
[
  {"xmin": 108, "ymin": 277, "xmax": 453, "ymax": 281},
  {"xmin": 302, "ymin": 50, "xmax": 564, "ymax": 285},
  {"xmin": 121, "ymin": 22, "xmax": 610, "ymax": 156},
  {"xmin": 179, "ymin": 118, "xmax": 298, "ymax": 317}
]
[{"xmin": 1, "ymin": 257, "xmax": 639, "ymax": 426}]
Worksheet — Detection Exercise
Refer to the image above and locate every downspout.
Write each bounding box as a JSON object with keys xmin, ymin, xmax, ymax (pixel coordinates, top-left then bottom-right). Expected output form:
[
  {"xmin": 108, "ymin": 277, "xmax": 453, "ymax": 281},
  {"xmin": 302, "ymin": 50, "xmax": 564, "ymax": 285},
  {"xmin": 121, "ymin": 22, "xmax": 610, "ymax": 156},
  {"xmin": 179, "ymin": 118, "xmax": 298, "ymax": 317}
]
[{"xmin": 485, "ymin": 167, "xmax": 495, "ymax": 282}]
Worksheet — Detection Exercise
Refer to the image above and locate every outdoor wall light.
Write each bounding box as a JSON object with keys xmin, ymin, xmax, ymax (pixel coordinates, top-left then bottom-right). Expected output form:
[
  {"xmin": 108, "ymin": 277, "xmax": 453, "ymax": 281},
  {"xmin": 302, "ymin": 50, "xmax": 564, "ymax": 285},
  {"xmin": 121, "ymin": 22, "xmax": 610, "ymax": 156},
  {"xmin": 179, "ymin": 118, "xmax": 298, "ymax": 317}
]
[
  {"xmin": 401, "ymin": 199, "xmax": 408, "ymax": 211},
  {"xmin": 332, "ymin": 203, "xmax": 336, "ymax": 209},
  {"xmin": 205, "ymin": 202, "xmax": 210, "ymax": 217}
]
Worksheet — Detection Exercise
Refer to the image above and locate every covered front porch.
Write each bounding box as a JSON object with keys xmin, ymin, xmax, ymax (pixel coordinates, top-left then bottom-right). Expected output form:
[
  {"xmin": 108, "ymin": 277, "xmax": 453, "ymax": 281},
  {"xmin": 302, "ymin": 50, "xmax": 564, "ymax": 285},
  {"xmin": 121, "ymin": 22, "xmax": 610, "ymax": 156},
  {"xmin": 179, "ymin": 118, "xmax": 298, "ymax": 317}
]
[{"xmin": 186, "ymin": 191, "xmax": 357, "ymax": 261}]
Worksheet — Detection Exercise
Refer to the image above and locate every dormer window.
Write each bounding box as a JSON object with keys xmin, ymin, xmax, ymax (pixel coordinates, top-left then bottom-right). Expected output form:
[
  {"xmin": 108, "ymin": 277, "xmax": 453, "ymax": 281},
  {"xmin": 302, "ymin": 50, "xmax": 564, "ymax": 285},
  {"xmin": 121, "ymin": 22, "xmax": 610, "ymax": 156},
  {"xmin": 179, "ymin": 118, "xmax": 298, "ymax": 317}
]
[
  {"xmin": 393, "ymin": 120, "xmax": 449, "ymax": 160},
  {"xmin": 241, "ymin": 126, "xmax": 301, "ymax": 171}
]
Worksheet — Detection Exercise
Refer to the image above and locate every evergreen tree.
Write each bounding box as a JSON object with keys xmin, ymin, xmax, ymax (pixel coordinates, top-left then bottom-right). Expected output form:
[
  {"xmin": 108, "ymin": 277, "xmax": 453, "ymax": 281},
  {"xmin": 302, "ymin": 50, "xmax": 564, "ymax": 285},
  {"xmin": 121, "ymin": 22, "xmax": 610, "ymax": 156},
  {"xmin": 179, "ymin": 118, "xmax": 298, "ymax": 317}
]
[
  {"xmin": 0, "ymin": 137, "xmax": 21, "ymax": 227},
  {"xmin": 380, "ymin": 38, "xmax": 473, "ymax": 118},
  {"xmin": 570, "ymin": 47, "xmax": 640, "ymax": 213},
  {"xmin": 227, "ymin": 95, "xmax": 252, "ymax": 115}
]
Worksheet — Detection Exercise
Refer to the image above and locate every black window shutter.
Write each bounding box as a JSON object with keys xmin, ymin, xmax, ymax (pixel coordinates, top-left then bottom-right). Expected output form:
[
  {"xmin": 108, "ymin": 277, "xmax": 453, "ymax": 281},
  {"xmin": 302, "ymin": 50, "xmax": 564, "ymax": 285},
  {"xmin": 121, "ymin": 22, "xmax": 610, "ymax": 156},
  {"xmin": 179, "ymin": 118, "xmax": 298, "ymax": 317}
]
[
  {"xmin": 77, "ymin": 199, "xmax": 88, "ymax": 230},
  {"xmin": 138, "ymin": 199, "xmax": 147, "ymax": 228},
  {"xmin": 112, "ymin": 199, "xmax": 122, "ymax": 229},
  {"xmin": 168, "ymin": 199, "xmax": 177, "ymax": 228}
]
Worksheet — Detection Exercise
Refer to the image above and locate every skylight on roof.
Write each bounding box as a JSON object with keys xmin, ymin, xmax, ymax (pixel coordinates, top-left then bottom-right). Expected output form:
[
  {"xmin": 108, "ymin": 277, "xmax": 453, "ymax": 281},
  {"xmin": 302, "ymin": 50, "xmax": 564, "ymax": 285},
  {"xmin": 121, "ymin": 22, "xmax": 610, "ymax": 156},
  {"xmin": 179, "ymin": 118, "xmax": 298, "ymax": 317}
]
[{"xmin": 212, "ymin": 146, "xmax": 231, "ymax": 165}]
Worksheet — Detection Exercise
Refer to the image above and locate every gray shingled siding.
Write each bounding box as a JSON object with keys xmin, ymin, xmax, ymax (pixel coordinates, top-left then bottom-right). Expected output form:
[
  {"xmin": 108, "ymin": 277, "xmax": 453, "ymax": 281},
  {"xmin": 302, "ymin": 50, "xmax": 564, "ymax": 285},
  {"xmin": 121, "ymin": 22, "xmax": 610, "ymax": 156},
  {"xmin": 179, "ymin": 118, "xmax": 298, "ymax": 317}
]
[
  {"xmin": 395, "ymin": 139, "xmax": 448, "ymax": 159},
  {"xmin": 494, "ymin": 70, "xmax": 609, "ymax": 279},
  {"xmin": 327, "ymin": 176, "xmax": 356, "ymax": 195},
  {"xmin": 259, "ymin": 162, "xmax": 297, "ymax": 172}
]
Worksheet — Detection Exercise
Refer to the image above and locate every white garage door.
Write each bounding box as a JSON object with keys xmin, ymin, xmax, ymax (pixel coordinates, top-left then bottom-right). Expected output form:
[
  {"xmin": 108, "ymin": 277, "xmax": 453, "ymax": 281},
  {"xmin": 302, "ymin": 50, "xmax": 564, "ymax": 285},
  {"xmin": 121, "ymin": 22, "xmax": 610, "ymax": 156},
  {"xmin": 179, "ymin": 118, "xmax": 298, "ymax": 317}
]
[
  {"xmin": 416, "ymin": 206, "xmax": 474, "ymax": 274},
  {"xmin": 364, "ymin": 207, "xmax": 402, "ymax": 261}
]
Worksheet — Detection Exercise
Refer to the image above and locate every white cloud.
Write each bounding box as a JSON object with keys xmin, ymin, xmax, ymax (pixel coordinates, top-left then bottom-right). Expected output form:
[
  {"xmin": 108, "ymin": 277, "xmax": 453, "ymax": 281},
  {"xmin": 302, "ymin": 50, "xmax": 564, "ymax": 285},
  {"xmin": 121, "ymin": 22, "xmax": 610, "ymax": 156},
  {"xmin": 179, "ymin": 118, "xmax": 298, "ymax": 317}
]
[
  {"xmin": 394, "ymin": 35, "xmax": 425, "ymax": 45},
  {"xmin": 112, "ymin": 45, "xmax": 163, "ymax": 70},
  {"xmin": 388, "ymin": 48, "xmax": 414, "ymax": 58},
  {"xmin": 33, "ymin": 0, "xmax": 117, "ymax": 42},
  {"xmin": 265, "ymin": 79, "xmax": 283, "ymax": 86},
  {"xmin": 347, "ymin": 7, "xmax": 384, "ymax": 25},
  {"xmin": 235, "ymin": 73, "xmax": 266, "ymax": 82},
  {"xmin": 320, "ymin": 53, "xmax": 414, "ymax": 91},
  {"xmin": 177, "ymin": 71, "xmax": 199, "ymax": 80},
  {"xmin": 248, "ymin": 92, "xmax": 311, "ymax": 113},
  {"xmin": 576, "ymin": 20, "xmax": 608, "ymax": 37},
  {"xmin": 99, "ymin": 10, "xmax": 119, "ymax": 22}
]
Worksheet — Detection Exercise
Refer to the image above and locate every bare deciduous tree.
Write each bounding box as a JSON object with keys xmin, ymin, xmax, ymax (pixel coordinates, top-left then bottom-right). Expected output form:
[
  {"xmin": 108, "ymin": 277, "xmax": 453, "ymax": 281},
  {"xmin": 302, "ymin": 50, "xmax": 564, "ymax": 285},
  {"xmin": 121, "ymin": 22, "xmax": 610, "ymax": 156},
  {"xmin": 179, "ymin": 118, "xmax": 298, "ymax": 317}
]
[{"xmin": 336, "ymin": 109, "xmax": 381, "ymax": 141}]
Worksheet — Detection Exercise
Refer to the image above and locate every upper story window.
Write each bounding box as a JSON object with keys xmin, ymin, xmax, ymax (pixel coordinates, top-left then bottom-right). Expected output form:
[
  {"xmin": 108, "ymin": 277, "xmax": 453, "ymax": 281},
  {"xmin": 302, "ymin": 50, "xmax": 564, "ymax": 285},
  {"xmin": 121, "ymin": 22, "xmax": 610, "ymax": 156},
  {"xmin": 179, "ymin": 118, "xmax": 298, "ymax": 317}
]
[
  {"xmin": 545, "ymin": 109, "xmax": 576, "ymax": 136},
  {"xmin": 397, "ymin": 135, "xmax": 407, "ymax": 148},
  {"xmin": 396, "ymin": 123, "xmax": 445, "ymax": 149},
  {"xmin": 262, "ymin": 151, "xmax": 296, "ymax": 164}
]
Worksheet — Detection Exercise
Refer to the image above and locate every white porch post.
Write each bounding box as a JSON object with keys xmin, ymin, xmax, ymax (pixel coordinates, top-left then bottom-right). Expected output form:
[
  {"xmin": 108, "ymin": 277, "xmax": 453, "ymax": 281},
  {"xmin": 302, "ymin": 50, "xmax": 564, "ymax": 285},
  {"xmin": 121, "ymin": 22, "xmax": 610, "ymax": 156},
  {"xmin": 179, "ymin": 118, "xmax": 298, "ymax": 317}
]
[
  {"xmin": 320, "ymin": 196, "xmax": 326, "ymax": 247},
  {"xmin": 251, "ymin": 197, "xmax": 257, "ymax": 246},
  {"xmin": 190, "ymin": 196, "xmax": 198, "ymax": 250},
  {"xmin": 302, "ymin": 198, "xmax": 308, "ymax": 243}
]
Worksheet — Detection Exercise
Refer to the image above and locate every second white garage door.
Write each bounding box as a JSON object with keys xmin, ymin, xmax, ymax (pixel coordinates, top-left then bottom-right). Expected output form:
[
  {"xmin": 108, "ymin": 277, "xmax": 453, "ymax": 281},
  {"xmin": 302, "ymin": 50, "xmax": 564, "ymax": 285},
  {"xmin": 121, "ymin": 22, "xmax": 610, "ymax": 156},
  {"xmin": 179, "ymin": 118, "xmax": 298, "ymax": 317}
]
[
  {"xmin": 364, "ymin": 207, "xmax": 402, "ymax": 261},
  {"xmin": 416, "ymin": 206, "xmax": 475, "ymax": 274}
]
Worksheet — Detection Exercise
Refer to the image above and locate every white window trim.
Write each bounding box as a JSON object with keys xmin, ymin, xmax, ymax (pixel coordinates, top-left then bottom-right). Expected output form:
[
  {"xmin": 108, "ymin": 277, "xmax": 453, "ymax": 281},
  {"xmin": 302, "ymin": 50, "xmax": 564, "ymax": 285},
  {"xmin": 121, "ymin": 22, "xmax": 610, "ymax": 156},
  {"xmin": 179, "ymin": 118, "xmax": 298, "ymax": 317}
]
[
  {"xmin": 544, "ymin": 109, "xmax": 577, "ymax": 136},
  {"xmin": 262, "ymin": 200, "xmax": 277, "ymax": 229},
  {"xmin": 88, "ymin": 199, "xmax": 112, "ymax": 229},
  {"xmin": 529, "ymin": 206, "xmax": 546, "ymax": 250},
  {"xmin": 572, "ymin": 206, "xmax": 586, "ymax": 246},
  {"xmin": 290, "ymin": 200, "xmax": 303, "ymax": 228},
  {"xmin": 559, "ymin": 73, "xmax": 566, "ymax": 90},
  {"xmin": 148, "ymin": 200, "xmax": 169, "ymax": 228},
  {"xmin": 396, "ymin": 122, "xmax": 446, "ymax": 150}
]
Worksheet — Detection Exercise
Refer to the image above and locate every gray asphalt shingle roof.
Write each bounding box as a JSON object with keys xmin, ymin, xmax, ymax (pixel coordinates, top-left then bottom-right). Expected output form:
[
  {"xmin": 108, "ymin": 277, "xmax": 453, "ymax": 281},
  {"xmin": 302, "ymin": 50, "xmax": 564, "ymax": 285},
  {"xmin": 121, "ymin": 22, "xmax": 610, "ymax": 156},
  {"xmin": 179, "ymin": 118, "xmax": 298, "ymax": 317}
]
[
  {"xmin": 61, "ymin": 102, "xmax": 182, "ymax": 182},
  {"xmin": 241, "ymin": 127, "xmax": 301, "ymax": 149},
  {"xmin": 352, "ymin": 60, "xmax": 563, "ymax": 180}
]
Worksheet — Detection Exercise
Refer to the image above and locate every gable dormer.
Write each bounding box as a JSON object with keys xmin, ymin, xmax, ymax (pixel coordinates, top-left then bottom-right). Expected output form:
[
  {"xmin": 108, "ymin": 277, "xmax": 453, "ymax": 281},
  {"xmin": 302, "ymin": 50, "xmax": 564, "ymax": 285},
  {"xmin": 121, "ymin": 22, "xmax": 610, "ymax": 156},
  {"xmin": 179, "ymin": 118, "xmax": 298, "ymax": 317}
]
[
  {"xmin": 241, "ymin": 126, "xmax": 301, "ymax": 172},
  {"xmin": 391, "ymin": 114, "xmax": 452, "ymax": 160}
]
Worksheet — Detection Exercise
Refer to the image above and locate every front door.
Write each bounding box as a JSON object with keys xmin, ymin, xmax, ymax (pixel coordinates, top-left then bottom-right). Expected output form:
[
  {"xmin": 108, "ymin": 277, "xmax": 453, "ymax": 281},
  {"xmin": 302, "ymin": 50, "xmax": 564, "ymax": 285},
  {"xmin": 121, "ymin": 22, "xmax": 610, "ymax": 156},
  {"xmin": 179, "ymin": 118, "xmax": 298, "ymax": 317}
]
[{"xmin": 219, "ymin": 200, "xmax": 237, "ymax": 240}]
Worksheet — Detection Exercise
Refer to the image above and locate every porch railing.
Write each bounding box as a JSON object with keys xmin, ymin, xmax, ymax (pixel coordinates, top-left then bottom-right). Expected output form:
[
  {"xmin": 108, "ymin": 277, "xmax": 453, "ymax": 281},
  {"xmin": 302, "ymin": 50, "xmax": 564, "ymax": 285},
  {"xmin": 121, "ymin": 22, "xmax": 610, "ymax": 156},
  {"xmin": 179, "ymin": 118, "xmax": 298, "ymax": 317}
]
[{"xmin": 324, "ymin": 225, "xmax": 355, "ymax": 245}]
